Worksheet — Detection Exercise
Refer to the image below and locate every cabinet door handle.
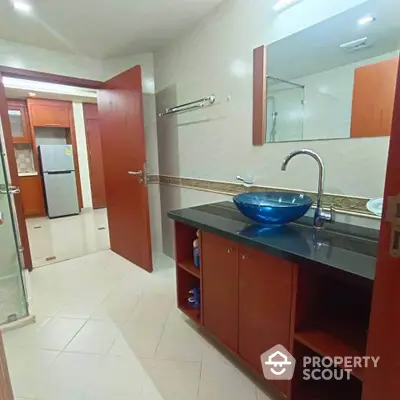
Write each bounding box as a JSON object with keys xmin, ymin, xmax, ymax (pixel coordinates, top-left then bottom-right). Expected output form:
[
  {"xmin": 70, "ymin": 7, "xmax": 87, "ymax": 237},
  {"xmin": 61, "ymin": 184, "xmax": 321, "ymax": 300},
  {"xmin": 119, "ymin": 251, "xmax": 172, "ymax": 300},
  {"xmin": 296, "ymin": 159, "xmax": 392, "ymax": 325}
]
[
  {"xmin": 241, "ymin": 254, "xmax": 247, "ymax": 260},
  {"xmin": 227, "ymin": 248, "xmax": 233, "ymax": 254}
]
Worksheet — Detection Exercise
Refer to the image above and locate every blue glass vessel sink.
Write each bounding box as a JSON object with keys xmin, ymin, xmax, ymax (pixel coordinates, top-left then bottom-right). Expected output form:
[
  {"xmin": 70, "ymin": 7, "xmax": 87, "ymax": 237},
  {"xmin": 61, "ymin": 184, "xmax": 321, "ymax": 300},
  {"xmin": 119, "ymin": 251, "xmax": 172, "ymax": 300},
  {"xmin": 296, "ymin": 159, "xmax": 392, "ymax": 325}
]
[{"xmin": 233, "ymin": 192, "xmax": 313, "ymax": 225}]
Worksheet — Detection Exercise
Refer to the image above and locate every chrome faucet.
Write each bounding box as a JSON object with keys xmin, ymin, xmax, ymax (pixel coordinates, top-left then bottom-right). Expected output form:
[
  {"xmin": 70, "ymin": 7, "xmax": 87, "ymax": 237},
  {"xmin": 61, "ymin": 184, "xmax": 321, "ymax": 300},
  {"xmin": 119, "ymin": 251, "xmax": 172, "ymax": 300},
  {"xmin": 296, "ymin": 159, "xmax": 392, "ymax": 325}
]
[{"xmin": 281, "ymin": 149, "xmax": 332, "ymax": 229}]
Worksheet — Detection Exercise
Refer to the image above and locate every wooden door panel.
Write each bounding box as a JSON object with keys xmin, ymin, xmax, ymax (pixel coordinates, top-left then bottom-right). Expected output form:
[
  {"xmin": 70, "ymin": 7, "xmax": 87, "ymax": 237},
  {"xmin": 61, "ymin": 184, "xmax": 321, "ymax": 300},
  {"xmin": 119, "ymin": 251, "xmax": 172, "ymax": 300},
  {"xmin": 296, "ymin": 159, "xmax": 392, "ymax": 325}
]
[
  {"xmin": 98, "ymin": 66, "xmax": 152, "ymax": 272},
  {"xmin": 202, "ymin": 232, "xmax": 239, "ymax": 352},
  {"xmin": 19, "ymin": 176, "xmax": 45, "ymax": 217},
  {"xmin": 351, "ymin": 57, "xmax": 399, "ymax": 138},
  {"xmin": 27, "ymin": 99, "xmax": 70, "ymax": 127},
  {"xmin": 0, "ymin": 74, "xmax": 33, "ymax": 270},
  {"xmin": 83, "ymin": 104, "xmax": 106, "ymax": 209},
  {"xmin": 238, "ymin": 246, "xmax": 294, "ymax": 396}
]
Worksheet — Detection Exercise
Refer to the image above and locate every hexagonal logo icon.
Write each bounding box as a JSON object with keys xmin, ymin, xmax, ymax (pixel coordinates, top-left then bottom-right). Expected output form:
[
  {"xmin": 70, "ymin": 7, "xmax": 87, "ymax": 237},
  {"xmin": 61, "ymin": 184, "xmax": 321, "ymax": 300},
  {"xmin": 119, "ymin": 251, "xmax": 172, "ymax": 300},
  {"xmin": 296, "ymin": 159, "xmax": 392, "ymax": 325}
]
[{"xmin": 261, "ymin": 344, "xmax": 296, "ymax": 380}]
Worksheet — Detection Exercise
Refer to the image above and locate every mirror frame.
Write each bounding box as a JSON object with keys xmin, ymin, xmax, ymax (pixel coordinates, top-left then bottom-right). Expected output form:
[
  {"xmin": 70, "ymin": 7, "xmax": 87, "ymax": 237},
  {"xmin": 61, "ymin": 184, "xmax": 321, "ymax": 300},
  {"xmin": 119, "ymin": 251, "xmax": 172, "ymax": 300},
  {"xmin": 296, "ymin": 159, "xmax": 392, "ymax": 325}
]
[{"xmin": 252, "ymin": 45, "xmax": 267, "ymax": 146}]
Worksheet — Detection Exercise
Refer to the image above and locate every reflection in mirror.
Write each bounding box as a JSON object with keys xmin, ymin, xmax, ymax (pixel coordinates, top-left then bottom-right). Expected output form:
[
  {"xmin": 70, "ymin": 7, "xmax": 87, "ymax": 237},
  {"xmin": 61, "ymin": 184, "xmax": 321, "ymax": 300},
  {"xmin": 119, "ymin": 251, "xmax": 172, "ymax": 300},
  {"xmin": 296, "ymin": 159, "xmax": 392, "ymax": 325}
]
[{"xmin": 265, "ymin": 0, "xmax": 400, "ymax": 143}]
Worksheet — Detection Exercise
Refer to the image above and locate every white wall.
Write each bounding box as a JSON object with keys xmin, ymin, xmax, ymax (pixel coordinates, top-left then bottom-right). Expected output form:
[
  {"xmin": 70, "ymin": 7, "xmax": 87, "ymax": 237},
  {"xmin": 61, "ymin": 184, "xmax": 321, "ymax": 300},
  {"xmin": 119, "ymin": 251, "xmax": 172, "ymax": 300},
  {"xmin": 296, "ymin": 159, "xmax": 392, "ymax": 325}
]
[
  {"xmin": 34, "ymin": 127, "xmax": 68, "ymax": 146},
  {"xmin": 72, "ymin": 103, "xmax": 92, "ymax": 209},
  {"xmin": 0, "ymin": 40, "xmax": 155, "ymax": 94},
  {"xmin": 154, "ymin": 0, "xmax": 386, "ymax": 256}
]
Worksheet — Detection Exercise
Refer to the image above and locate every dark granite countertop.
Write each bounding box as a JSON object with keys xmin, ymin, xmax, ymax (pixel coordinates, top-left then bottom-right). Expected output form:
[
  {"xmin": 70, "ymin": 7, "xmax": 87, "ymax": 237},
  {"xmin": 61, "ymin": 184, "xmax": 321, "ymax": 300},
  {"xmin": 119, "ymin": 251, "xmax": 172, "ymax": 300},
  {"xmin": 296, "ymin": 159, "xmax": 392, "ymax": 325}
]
[{"xmin": 168, "ymin": 201, "xmax": 378, "ymax": 281}]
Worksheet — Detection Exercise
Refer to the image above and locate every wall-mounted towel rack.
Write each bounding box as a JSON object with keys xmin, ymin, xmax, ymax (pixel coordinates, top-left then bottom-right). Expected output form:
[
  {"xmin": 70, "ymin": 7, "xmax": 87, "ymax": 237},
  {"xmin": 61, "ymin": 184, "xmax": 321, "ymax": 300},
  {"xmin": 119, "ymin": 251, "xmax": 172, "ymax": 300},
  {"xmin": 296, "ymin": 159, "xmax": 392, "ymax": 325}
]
[{"xmin": 158, "ymin": 95, "xmax": 216, "ymax": 117}]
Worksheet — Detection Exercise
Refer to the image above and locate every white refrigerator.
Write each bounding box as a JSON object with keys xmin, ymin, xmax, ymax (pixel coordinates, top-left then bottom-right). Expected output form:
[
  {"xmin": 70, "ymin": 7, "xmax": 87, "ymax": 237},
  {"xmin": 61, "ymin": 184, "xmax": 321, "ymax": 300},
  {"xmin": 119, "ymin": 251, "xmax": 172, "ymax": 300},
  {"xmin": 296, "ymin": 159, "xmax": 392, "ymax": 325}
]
[{"xmin": 39, "ymin": 145, "xmax": 80, "ymax": 218}]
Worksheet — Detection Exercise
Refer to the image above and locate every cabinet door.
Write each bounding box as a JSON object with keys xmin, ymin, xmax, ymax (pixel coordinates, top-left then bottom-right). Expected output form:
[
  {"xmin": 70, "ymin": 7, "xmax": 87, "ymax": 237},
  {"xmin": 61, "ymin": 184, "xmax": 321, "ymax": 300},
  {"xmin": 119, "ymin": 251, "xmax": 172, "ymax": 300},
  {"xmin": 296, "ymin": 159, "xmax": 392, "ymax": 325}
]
[
  {"xmin": 8, "ymin": 101, "xmax": 31, "ymax": 143},
  {"xmin": 28, "ymin": 99, "xmax": 70, "ymax": 128},
  {"xmin": 19, "ymin": 176, "xmax": 45, "ymax": 217},
  {"xmin": 351, "ymin": 57, "xmax": 399, "ymax": 138},
  {"xmin": 238, "ymin": 246, "xmax": 294, "ymax": 395},
  {"xmin": 202, "ymin": 232, "xmax": 239, "ymax": 352}
]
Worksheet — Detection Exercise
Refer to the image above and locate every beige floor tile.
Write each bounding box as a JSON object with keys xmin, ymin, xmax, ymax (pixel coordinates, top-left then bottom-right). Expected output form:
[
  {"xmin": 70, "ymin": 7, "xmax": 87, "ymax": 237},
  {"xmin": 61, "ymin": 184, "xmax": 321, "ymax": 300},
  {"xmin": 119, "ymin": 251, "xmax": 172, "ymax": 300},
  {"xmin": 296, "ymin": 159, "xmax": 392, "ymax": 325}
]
[
  {"xmin": 118, "ymin": 317, "xmax": 165, "ymax": 359},
  {"xmin": 36, "ymin": 317, "xmax": 86, "ymax": 351},
  {"xmin": 27, "ymin": 209, "xmax": 110, "ymax": 268},
  {"xmin": 7, "ymin": 348, "xmax": 59, "ymax": 399},
  {"xmin": 154, "ymin": 319, "xmax": 207, "ymax": 362},
  {"xmin": 142, "ymin": 360, "xmax": 201, "ymax": 400},
  {"xmin": 56, "ymin": 297, "xmax": 99, "ymax": 319},
  {"xmin": 83, "ymin": 354, "xmax": 148, "ymax": 399},
  {"xmin": 198, "ymin": 360, "xmax": 258, "ymax": 400},
  {"xmin": 3, "ymin": 316, "xmax": 51, "ymax": 350},
  {"xmin": 64, "ymin": 320, "xmax": 119, "ymax": 354},
  {"xmin": 35, "ymin": 352, "xmax": 103, "ymax": 400}
]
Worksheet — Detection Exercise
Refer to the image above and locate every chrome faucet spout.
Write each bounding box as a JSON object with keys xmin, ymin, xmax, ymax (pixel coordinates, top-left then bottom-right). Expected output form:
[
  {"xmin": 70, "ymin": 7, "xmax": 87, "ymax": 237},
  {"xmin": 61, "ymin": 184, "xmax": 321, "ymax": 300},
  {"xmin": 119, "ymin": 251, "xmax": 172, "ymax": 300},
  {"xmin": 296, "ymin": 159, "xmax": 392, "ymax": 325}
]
[{"xmin": 281, "ymin": 149, "xmax": 332, "ymax": 229}]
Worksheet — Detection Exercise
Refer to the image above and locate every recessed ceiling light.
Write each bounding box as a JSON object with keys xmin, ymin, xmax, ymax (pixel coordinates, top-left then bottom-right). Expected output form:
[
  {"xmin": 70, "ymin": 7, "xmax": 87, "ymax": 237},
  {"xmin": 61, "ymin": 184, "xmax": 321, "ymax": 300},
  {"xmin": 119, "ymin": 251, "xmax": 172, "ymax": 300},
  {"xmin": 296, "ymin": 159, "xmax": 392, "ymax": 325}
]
[
  {"xmin": 358, "ymin": 15, "xmax": 376, "ymax": 25},
  {"xmin": 12, "ymin": 1, "xmax": 32, "ymax": 14},
  {"xmin": 28, "ymin": 92, "xmax": 36, "ymax": 97},
  {"xmin": 273, "ymin": 0, "xmax": 303, "ymax": 12}
]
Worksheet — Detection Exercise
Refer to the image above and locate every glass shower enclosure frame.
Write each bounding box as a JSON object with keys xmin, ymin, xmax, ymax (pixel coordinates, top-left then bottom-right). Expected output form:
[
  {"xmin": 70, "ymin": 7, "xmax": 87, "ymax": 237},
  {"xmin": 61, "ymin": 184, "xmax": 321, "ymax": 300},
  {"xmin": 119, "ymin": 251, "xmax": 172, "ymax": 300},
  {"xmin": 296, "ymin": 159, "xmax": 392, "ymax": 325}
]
[{"xmin": 0, "ymin": 118, "xmax": 29, "ymax": 326}]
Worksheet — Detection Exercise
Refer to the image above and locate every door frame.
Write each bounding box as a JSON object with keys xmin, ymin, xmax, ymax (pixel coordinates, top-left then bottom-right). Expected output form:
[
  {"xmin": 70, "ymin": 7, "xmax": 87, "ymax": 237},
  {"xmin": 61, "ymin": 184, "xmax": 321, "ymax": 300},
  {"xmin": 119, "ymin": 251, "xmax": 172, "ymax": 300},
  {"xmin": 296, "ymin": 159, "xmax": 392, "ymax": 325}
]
[
  {"xmin": 0, "ymin": 73, "xmax": 33, "ymax": 271},
  {"xmin": 82, "ymin": 102, "xmax": 106, "ymax": 209},
  {"xmin": 0, "ymin": 67, "xmax": 102, "ymax": 270}
]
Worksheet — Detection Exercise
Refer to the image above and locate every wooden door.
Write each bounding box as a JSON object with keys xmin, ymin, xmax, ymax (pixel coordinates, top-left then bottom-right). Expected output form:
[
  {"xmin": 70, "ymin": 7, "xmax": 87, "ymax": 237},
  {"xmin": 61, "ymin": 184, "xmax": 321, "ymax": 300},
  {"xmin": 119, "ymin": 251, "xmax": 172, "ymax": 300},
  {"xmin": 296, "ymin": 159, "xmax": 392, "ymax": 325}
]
[
  {"xmin": 0, "ymin": 331, "xmax": 13, "ymax": 400},
  {"xmin": 351, "ymin": 57, "xmax": 399, "ymax": 138},
  {"xmin": 363, "ymin": 59, "xmax": 400, "ymax": 399},
  {"xmin": 238, "ymin": 246, "xmax": 294, "ymax": 396},
  {"xmin": 97, "ymin": 66, "xmax": 153, "ymax": 272},
  {"xmin": 83, "ymin": 104, "xmax": 106, "ymax": 209},
  {"xmin": 0, "ymin": 74, "xmax": 33, "ymax": 270},
  {"xmin": 202, "ymin": 232, "xmax": 239, "ymax": 352}
]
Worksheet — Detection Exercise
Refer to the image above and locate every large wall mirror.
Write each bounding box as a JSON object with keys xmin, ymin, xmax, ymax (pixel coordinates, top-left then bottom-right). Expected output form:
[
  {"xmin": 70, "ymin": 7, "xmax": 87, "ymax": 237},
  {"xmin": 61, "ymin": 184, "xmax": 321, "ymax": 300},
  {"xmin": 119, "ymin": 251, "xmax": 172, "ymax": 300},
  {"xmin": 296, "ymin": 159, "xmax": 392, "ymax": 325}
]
[{"xmin": 256, "ymin": 0, "xmax": 400, "ymax": 144}]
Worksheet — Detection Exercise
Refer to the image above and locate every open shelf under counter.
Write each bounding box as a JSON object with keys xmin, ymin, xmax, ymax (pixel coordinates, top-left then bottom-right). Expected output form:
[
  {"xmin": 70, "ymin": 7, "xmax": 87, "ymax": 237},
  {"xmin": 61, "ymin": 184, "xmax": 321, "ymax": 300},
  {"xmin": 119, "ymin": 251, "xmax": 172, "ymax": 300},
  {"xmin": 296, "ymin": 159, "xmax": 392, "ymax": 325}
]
[
  {"xmin": 179, "ymin": 304, "xmax": 201, "ymax": 324},
  {"xmin": 294, "ymin": 329, "xmax": 365, "ymax": 381},
  {"xmin": 177, "ymin": 259, "xmax": 200, "ymax": 279}
]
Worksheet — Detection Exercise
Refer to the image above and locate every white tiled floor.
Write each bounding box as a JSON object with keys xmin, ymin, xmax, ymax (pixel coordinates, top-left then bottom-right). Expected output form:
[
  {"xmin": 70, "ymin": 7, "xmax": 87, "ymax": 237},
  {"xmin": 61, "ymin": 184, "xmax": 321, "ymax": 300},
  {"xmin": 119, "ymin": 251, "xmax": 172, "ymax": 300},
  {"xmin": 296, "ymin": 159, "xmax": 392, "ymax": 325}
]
[
  {"xmin": 26, "ymin": 208, "xmax": 110, "ymax": 268},
  {"xmin": 4, "ymin": 250, "xmax": 272, "ymax": 400}
]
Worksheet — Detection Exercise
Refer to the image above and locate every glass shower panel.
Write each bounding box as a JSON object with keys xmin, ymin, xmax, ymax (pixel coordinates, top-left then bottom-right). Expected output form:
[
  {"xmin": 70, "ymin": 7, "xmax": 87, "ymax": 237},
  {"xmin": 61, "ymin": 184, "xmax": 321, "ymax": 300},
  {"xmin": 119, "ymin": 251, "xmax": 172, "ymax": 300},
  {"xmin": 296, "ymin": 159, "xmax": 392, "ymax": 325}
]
[
  {"xmin": 0, "ymin": 122, "xmax": 28, "ymax": 325},
  {"xmin": 266, "ymin": 76, "xmax": 305, "ymax": 143}
]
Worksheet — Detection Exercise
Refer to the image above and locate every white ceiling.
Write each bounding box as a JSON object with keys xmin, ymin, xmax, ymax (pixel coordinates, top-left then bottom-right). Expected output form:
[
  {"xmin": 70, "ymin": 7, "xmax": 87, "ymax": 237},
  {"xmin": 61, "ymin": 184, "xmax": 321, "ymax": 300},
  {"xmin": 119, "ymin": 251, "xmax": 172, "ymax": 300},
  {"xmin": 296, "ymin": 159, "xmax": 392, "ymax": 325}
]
[
  {"xmin": 267, "ymin": 0, "xmax": 400, "ymax": 80},
  {"xmin": 0, "ymin": 0, "xmax": 224, "ymax": 58}
]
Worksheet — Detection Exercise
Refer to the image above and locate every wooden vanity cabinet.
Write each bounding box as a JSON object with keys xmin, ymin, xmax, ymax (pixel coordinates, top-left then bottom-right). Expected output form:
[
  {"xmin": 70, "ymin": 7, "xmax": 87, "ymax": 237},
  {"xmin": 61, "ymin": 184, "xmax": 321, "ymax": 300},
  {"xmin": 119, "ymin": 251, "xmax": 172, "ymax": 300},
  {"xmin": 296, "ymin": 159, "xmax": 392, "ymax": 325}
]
[
  {"xmin": 351, "ymin": 57, "xmax": 399, "ymax": 138},
  {"xmin": 27, "ymin": 99, "xmax": 70, "ymax": 127},
  {"xmin": 238, "ymin": 246, "xmax": 295, "ymax": 397},
  {"xmin": 201, "ymin": 231, "xmax": 295, "ymax": 396},
  {"xmin": 202, "ymin": 232, "xmax": 239, "ymax": 352}
]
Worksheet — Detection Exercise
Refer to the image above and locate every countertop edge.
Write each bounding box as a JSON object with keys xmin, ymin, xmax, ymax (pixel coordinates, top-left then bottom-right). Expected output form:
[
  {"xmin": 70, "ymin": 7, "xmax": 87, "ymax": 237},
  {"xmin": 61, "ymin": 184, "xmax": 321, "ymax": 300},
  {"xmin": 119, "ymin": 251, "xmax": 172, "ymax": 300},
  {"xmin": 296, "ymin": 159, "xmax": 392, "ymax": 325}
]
[{"xmin": 168, "ymin": 210, "xmax": 376, "ymax": 281}]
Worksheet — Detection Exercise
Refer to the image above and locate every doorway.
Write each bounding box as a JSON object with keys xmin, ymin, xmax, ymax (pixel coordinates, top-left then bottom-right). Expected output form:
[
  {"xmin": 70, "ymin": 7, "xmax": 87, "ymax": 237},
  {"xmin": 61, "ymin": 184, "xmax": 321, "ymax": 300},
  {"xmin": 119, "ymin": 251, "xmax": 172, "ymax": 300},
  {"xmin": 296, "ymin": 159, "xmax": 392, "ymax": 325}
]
[
  {"xmin": 3, "ymin": 78, "xmax": 110, "ymax": 268},
  {"xmin": 0, "ymin": 65, "xmax": 154, "ymax": 275}
]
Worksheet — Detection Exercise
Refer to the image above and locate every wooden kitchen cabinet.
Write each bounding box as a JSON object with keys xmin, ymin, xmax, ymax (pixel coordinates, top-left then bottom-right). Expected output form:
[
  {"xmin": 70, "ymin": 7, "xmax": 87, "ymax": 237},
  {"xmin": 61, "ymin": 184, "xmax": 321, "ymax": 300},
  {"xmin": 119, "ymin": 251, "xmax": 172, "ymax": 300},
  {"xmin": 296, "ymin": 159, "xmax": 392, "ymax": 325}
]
[
  {"xmin": 351, "ymin": 57, "xmax": 399, "ymax": 138},
  {"xmin": 27, "ymin": 99, "xmax": 71, "ymax": 127},
  {"xmin": 8, "ymin": 100, "xmax": 31, "ymax": 143},
  {"xmin": 19, "ymin": 176, "xmax": 45, "ymax": 217},
  {"xmin": 202, "ymin": 232, "xmax": 239, "ymax": 352},
  {"xmin": 238, "ymin": 246, "xmax": 295, "ymax": 396}
]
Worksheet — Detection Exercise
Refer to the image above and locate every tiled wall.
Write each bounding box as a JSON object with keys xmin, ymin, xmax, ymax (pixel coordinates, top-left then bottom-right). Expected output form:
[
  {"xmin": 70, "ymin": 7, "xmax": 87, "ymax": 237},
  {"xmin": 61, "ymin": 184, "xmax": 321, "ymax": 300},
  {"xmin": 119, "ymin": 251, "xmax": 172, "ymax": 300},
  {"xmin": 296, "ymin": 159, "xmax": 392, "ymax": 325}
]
[
  {"xmin": 14, "ymin": 144, "xmax": 36, "ymax": 174},
  {"xmin": 154, "ymin": 0, "xmax": 386, "ymax": 256}
]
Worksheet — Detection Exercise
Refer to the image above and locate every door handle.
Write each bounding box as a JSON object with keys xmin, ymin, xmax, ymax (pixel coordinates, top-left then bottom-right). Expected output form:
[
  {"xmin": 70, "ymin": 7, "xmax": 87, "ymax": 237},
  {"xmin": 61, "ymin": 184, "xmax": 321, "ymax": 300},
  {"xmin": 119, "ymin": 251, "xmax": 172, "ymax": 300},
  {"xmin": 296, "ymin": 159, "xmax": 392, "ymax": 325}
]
[
  {"xmin": 128, "ymin": 163, "xmax": 148, "ymax": 187},
  {"xmin": 0, "ymin": 184, "xmax": 20, "ymax": 195},
  {"xmin": 0, "ymin": 211, "xmax": 4, "ymax": 225}
]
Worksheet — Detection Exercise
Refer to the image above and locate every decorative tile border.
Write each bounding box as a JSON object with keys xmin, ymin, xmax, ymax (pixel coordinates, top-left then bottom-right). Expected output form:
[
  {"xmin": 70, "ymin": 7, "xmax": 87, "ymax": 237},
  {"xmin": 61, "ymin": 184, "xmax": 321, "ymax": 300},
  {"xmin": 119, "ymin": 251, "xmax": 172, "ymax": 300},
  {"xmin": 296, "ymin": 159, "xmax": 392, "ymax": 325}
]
[
  {"xmin": 156, "ymin": 175, "xmax": 378, "ymax": 219},
  {"xmin": 147, "ymin": 174, "xmax": 160, "ymax": 184}
]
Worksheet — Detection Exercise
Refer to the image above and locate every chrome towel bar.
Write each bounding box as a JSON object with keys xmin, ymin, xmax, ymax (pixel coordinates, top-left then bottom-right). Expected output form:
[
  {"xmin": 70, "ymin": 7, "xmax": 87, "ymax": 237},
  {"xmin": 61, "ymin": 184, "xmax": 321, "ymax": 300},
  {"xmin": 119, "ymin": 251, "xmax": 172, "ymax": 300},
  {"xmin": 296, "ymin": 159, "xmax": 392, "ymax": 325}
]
[{"xmin": 158, "ymin": 95, "xmax": 215, "ymax": 117}]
